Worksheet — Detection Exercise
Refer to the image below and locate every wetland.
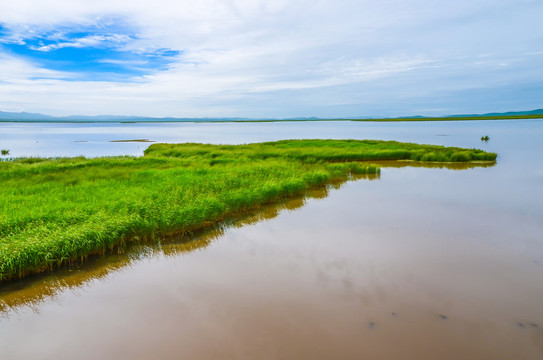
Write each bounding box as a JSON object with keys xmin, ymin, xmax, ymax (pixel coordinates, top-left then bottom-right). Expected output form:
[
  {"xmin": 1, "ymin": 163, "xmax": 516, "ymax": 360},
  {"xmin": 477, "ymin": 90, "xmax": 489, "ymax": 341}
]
[{"xmin": 1, "ymin": 119, "xmax": 542, "ymax": 359}]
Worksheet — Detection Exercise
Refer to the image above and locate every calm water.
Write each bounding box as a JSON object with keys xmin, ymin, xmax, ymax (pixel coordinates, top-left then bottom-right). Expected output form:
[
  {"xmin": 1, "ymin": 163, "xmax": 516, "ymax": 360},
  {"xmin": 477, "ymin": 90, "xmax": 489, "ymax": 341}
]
[{"xmin": 1, "ymin": 120, "xmax": 543, "ymax": 359}]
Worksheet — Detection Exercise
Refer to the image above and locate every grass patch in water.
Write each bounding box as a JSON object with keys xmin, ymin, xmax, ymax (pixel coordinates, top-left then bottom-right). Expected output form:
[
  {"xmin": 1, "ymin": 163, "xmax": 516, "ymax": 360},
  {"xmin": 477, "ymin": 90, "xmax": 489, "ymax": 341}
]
[{"xmin": 0, "ymin": 139, "xmax": 496, "ymax": 282}]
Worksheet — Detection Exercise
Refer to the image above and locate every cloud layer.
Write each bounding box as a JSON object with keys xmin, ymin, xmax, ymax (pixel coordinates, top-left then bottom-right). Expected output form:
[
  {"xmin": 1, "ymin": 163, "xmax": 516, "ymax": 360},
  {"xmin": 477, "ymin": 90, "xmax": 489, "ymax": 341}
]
[{"xmin": 0, "ymin": 0, "xmax": 542, "ymax": 117}]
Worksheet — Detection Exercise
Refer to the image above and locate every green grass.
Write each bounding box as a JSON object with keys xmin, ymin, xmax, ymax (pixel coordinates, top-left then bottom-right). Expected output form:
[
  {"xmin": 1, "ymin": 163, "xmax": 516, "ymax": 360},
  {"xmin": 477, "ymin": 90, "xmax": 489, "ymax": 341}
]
[
  {"xmin": 229, "ymin": 114, "xmax": 543, "ymax": 123},
  {"xmin": 0, "ymin": 139, "xmax": 496, "ymax": 282},
  {"xmin": 348, "ymin": 114, "xmax": 543, "ymax": 122},
  {"xmin": 144, "ymin": 139, "xmax": 498, "ymax": 162},
  {"xmin": 109, "ymin": 139, "xmax": 154, "ymax": 142}
]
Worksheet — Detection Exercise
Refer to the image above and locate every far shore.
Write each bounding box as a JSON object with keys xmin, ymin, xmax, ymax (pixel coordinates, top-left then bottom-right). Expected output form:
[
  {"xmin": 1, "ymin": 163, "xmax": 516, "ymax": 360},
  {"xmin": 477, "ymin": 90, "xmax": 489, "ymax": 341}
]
[{"xmin": 0, "ymin": 114, "xmax": 542, "ymax": 124}]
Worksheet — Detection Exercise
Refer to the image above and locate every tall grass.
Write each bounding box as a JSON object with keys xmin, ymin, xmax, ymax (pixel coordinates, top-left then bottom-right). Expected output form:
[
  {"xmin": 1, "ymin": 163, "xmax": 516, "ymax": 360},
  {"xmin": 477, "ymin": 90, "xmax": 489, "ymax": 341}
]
[
  {"xmin": 0, "ymin": 139, "xmax": 496, "ymax": 282},
  {"xmin": 144, "ymin": 139, "xmax": 497, "ymax": 162}
]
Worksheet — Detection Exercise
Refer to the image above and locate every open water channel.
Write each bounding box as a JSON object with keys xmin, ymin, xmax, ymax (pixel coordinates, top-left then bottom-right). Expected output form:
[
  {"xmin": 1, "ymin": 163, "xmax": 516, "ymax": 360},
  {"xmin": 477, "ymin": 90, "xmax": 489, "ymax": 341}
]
[{"xmin": 1, "ymin": 120, "xmax": 542, "ymax": 359}]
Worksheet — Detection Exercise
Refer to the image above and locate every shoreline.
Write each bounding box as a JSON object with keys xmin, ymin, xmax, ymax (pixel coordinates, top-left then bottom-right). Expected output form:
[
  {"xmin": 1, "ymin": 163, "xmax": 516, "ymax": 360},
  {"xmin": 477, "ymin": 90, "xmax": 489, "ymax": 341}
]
[
  {"xmin": 0, "ymin": 114, "xmax": 542, "ymax": 124},
  {"xmin": 0, "ymin": 140, "xmax": 497, "ymax": 282}
]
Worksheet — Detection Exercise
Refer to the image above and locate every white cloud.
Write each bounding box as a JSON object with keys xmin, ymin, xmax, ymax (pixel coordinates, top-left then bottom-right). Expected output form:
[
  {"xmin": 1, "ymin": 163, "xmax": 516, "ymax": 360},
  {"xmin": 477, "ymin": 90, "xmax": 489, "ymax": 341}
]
[
  {"xmin": 98, "ymin": 59, "xmax": 148, "ymax": 65},
  {"xmin": 0, "ymin": 0, "xmax": 542, "ymax": 117},
  {"xmin": 0, "ymin": 54, "xmax": 75, "ymax": 81},
  {"xmin": 29, "ymin": 34, "xmax": 131, "ymax": 52}
]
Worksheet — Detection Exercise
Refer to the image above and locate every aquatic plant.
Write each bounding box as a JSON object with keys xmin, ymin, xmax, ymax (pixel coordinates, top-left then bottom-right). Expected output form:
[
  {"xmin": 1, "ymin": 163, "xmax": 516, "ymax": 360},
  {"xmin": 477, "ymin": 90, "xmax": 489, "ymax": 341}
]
[
  {"xmin": 1, "ymin": 149, "xmax": 9, "ymax": 156},
  {"xmin": 145, "ymin": 139, "xmax": 498, "ymax": 163},
  {"xmin": 0, "ymin": 140, "xmax": 496, "ymax": 282},
  {"xmin": 481, "ymin": 135, "xmax": 490, "ymax": 141}
]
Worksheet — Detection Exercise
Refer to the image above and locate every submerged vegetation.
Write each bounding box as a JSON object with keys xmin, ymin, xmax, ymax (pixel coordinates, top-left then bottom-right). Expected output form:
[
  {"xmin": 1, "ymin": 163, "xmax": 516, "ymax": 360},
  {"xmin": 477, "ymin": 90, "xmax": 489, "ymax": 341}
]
[{"xmin": 0, "ymin": 140, "xmax": 496, "ymax": 282}]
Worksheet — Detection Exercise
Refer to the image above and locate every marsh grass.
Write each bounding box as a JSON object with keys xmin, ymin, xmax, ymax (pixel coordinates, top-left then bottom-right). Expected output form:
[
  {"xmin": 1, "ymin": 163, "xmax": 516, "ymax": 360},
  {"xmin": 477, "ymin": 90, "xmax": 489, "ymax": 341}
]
[
  {"xmin": 0, "ymin": 189, "xmax": 324, "ymax": 311},
  {"xmin": 231, "ymin": 114, "xmax": 543, "ymax": 123},
  {"xmin": 0, "ymin": 139, "xmax": 496, "ymax": 282}
]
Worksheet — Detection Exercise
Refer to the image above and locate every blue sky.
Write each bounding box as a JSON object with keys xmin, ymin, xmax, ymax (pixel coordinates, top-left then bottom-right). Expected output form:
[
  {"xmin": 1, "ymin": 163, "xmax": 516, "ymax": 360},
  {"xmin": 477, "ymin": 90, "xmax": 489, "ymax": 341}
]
[
  {"xmin": 0, "ymin": 20, "xmax": 179, "ymax": 81},
  {"xmin": 0, "ymin": 0, "xmax": 542, "ymax": 118}
]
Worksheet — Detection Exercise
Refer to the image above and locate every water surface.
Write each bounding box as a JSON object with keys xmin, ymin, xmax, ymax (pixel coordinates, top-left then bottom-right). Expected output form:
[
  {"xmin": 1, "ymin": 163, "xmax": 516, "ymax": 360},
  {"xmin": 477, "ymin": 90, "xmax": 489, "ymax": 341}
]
[{"xmin": 1, "ymin": 120, "xmax": 542, "ymax": 359}]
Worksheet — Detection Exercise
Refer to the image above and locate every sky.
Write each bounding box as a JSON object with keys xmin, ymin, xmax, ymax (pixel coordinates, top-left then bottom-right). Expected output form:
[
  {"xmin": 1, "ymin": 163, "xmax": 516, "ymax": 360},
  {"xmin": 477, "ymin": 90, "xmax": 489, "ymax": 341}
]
[{"xmin": 0, "ymin": 0, "xmax": 542, "ymax": 118}]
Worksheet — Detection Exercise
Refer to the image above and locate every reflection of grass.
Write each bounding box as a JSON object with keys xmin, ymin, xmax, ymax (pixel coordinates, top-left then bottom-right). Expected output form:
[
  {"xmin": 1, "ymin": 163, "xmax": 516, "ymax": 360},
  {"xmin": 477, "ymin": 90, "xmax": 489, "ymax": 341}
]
[
  {"xmin": 0, "ymin": 189, "xmax": 326, "ymax": 312},
  {"xmin": 369, "ymin": 160, "xmax": 495, "ymax": 170},
  {"xmin": 0, "ymin": 140, "xmax": 496, "ymax": 282}
]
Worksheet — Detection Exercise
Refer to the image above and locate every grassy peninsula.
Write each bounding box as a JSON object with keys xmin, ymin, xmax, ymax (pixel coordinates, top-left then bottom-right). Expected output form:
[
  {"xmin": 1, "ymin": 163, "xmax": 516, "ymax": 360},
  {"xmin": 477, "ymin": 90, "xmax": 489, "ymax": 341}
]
[{"xmin": 0, "ymin": 140, "xmax": 496, "ymax": 282}]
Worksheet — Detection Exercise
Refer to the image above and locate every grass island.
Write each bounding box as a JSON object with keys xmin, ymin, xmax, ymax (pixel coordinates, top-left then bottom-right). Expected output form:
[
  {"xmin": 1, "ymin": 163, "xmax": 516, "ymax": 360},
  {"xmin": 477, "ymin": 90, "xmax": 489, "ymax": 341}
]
[{"xmin": 0, "ymin": 139, "xmax": 497, "ymax": 282}]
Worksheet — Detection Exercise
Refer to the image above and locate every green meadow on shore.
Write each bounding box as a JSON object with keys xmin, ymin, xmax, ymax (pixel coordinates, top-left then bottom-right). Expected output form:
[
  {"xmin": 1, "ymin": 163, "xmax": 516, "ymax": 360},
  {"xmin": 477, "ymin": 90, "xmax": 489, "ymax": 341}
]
[
  {"xmin": 0, "ymin": 140, "xmax": 497, "ymax": 282},
  {"xmin": 233, "ymin": 113, "xmax": 543, "ymax": 123}
]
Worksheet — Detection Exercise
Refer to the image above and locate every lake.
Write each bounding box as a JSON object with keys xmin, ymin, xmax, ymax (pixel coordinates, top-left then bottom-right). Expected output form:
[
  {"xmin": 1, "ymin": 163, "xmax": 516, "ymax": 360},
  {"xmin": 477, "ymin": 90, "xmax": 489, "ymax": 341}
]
[{"xmin": 1, "ymin": 120, "xmax": 542, "ymax": 359}]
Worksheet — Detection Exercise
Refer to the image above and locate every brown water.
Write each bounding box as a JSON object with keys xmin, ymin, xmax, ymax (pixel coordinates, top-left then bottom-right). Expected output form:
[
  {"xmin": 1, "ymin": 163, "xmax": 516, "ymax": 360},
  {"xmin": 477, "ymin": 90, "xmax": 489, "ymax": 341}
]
[{"xmin": 1, "ymin": 120, "xmax": 543, "ymax": 359}]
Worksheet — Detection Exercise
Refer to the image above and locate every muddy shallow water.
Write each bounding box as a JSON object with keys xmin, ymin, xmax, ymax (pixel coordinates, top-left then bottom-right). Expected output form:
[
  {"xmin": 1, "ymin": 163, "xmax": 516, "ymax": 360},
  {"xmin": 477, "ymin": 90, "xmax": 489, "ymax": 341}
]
[{"xmin": 1, "ymin": 120, "xmax": 542, "ymax": 359}]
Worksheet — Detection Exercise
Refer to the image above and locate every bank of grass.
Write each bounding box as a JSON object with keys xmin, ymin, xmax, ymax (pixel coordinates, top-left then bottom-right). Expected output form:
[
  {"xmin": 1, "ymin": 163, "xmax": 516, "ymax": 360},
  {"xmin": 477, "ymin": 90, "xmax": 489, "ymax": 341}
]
[
  {"xmin": 349, "ymin": 114, "xmax": 543, "ymax": 122},
  {"xmin": 229, "ymin": 113, "xmax": 543, "ymax": 123},
  {"xmin": 0, "ymin": 140, "xmax": 496, "ymax": 282},
  {"xmin": 145, "ymin": 139, "xmax": 497, "ymax": 162}
]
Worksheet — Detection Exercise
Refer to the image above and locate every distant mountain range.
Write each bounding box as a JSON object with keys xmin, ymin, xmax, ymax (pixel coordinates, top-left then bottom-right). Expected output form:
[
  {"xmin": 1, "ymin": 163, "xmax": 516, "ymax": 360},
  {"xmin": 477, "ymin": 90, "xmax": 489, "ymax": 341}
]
[
  {"xmin": 0, "ymin": 109, "xmax": 542, "ymax": 122},
  {"xmin": 0, "ymin": 111, "xmax": 251, "ymax": 122}
]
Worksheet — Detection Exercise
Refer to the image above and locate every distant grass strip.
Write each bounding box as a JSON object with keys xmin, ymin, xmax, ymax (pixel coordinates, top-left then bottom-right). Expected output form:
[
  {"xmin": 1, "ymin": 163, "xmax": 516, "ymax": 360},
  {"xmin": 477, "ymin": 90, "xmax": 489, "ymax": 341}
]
[
  {"xmin": 350, "ymin": 114, "xmax": 543, "ymax": 122},
  {"xmin": 109, "ymin": 139, "xmax": 155, "ymax": 142},
  {"xmin": 231, "ymin": 114, "xmax": 543, "ymax": 123},
  {"xmin": 0, "ymin": 140, "xmax": 496, "ymax": 282}
]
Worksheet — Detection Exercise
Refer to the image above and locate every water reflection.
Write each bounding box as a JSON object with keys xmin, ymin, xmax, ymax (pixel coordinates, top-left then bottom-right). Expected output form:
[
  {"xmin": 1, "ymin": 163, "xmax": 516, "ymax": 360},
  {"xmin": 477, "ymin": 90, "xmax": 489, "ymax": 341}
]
[
  {"xmin": 2, "ymin": 120, "xmax": 542, "ymax": 359},
  {"xmin": 0, "ymin": 184, "xmax": 327, "ymax": 313},
  {"xmin": 0, "ymin": 164, "xmax": 483, "ymax": 314},
  {"xmin": 372, "ymin": 160, "xmax": 496, "ymax": 169}
]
